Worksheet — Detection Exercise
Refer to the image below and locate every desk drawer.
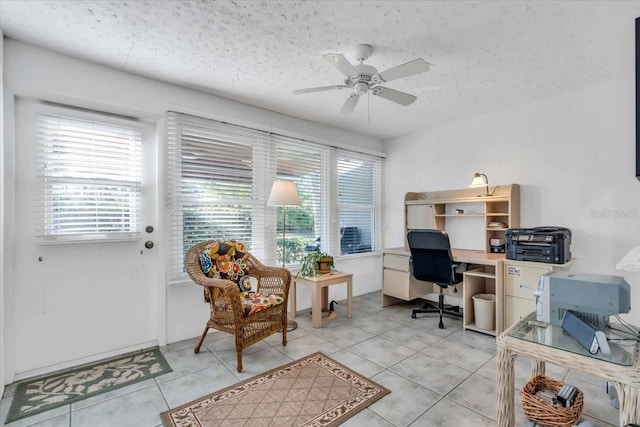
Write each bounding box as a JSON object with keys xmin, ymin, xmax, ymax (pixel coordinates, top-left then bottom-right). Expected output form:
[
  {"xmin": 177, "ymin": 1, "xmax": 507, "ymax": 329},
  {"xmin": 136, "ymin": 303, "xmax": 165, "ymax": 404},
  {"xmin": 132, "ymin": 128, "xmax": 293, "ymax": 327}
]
[
  {"xmin": 383, "ymin": 254, "xmax": 409, "ymax": 272},
  {"xmin": 505, "ymin": 296, "xmax": 536, "ymax": 329},
  {"xmin": 383, "ymin": 269, "xmax": 410, "ymax": 300},
  {"xmin": 504, "ymin": 264, "xmax": 550, "ymax": 300}
]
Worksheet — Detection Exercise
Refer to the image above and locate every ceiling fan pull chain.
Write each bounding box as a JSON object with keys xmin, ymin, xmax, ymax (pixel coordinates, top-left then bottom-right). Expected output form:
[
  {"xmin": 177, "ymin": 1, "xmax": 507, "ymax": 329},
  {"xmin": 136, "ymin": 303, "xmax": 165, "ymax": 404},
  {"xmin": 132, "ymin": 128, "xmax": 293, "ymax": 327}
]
[{"xmin": 368, "ymin": 92, "xmax": 371, "ymax": 124}]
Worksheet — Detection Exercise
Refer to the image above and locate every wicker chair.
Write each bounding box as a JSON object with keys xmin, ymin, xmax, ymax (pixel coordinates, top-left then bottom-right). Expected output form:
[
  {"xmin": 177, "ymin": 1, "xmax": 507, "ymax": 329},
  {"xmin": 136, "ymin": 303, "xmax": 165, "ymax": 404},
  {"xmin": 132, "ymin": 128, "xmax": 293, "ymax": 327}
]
[{"xmin": 184, "ymin": 240, "xmax": 290, "ymax": 372}]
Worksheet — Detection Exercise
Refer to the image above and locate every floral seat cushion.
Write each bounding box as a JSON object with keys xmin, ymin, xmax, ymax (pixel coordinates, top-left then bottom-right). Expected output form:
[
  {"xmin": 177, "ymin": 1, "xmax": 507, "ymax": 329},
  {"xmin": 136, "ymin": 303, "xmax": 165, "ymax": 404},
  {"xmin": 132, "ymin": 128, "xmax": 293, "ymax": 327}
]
[{"xmin": 240, "ymin": 292, "xmax": 285, "ymax": 316}]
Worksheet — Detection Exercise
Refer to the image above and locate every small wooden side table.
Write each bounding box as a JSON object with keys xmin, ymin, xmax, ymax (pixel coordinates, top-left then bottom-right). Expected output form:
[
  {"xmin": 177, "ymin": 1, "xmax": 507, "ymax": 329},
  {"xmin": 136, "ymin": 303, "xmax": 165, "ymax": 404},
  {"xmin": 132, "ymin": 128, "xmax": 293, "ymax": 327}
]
[{"xmin": 292, "ymin": 271, "xmax": 353, "ymax": 328}]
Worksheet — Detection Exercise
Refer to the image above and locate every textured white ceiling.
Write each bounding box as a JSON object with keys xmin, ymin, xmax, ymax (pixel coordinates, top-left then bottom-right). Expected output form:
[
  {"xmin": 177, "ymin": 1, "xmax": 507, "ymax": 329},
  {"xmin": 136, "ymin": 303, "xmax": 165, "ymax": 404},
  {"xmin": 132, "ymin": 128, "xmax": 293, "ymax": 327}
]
[{"xmin": 1, "ymin": 1, "xmax": 640, "ymax": 140}]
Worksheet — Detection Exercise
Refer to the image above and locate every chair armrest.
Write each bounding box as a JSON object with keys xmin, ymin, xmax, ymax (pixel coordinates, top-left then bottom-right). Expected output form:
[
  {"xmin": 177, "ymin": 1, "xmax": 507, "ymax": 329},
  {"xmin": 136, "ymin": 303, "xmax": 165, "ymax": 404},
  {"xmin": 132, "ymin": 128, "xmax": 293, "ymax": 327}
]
[
  {"xmin": 255, "ymin": 269, "xmax": 291, "ymax": 295},
  {"xmin": 189, "ymin": 273, "xmax": 244, "ymax": 311},
  {"xmin": 247, "ymin": 255, "xmax": 291, "ymax": 297}
]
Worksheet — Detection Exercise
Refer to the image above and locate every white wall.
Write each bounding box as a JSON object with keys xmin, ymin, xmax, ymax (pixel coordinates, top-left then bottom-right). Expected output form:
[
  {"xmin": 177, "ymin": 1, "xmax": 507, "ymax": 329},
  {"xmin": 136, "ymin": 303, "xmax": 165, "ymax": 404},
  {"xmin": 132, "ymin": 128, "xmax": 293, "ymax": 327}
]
[
  {"xmin": 383, "ymin": 79, "xmax": 640, "ymax": 325},
  {"xmin": 0, "ymin": 26, "xmax": 5, "ymax": 398},
  {"xmin": 2, "ymin": 39, "xmax": 383, "ymax": 381}
]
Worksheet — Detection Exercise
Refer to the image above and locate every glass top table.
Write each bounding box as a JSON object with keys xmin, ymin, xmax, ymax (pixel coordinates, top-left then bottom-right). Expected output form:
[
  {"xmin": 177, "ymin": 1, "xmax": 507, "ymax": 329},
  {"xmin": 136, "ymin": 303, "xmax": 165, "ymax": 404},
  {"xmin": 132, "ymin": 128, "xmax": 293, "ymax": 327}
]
[
  {"xmin": 496, "ymin": 312, "xmax": 640, "ymax": 427},
  {"xmin": 507, "ymin": 312, "xmax": 638, "ymax": 366}
]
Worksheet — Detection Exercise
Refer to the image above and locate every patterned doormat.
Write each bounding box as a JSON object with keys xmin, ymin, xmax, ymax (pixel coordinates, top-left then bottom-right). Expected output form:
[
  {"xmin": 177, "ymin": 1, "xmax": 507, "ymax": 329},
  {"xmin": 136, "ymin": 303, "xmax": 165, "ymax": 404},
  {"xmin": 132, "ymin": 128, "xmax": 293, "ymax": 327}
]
[
  {"xmin": 6, "ymin": 346, "xmax": 172, "ymax": 424},
  {"xmin": 160, "ymin": 352, "xmax": 390, "ymax": 427}
]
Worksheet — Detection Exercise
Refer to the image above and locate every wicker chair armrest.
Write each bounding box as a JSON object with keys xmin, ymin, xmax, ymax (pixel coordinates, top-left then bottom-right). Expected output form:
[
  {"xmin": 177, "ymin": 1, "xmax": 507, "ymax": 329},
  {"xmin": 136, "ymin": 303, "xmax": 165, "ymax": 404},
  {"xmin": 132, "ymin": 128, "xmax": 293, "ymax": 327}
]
[
  {"xmin": 191, "ymin": 275, "xmax": 238, "ymax": 292},
  {"xmin": 247, "ymin": 254, "xmax": 291, "ymax": 296},
  {"xmin": 184, "ymin": 259, "xmax": 233, "ymax": 288},
  {"xmin": 192, "ymin": 275, "xmax": 244, "ymax": 311},
  {"xmin": 255, "ymin": 273, "xmax": 291, "ymax": 295}
]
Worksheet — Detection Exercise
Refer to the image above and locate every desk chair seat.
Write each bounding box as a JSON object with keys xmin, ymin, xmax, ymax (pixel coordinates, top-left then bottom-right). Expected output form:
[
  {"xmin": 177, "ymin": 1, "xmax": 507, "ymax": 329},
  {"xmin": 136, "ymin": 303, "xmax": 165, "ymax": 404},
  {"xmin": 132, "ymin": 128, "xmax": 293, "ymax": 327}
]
[{"xmin": 408, "ymin": 229, "xmax": 463, "ymax": 329}]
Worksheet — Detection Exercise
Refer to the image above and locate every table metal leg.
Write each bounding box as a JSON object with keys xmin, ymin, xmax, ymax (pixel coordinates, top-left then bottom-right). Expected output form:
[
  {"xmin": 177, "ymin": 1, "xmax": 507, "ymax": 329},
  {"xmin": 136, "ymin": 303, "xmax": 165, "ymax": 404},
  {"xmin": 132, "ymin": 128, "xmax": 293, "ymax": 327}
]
[
  {"xmin": 497, "ymin": 345, "xmax": 516, "ymax": 427},
  {"xmin": 290, "ymin": 280, "xmax": 297, "ymax": 318}
]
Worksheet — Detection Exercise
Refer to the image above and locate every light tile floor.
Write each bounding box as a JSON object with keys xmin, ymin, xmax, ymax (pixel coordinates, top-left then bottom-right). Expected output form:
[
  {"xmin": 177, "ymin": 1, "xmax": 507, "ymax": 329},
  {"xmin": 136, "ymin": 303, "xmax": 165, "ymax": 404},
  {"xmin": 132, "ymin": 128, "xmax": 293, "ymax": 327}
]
[{"xmin": 0, "ymin": 291, "xmax": 620, "ymax": 426}]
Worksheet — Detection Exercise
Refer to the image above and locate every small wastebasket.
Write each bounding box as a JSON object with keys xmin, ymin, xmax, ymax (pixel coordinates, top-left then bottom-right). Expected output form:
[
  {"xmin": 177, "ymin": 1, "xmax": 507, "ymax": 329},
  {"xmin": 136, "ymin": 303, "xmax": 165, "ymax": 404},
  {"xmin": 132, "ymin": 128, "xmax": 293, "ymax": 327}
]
[{"xmin": 472, "ymin": 293, "xmax": 496, "ymax": 330}]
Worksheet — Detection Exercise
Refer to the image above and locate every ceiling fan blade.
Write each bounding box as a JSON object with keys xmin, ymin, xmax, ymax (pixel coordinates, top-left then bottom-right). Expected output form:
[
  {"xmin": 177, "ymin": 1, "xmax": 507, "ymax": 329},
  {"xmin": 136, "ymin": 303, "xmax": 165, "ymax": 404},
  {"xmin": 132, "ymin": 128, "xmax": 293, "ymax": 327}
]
[
  {"xmin": 340, "ymin": 94, "xmax": 360, "ymax": 114},
  {"xmin": 293, "ymin": 85, "xmax": 347, "ymax": 94},
  {"xmin": 378, "ymin": 58, "xmax": 430, "ymax": 83},
  {"xmin": 323, "ymin": 53, "xmax": 358, "ymax": 76},
  {"xmin": 372, "ymin": 87, "xmax": 417, "ymax": 106}
]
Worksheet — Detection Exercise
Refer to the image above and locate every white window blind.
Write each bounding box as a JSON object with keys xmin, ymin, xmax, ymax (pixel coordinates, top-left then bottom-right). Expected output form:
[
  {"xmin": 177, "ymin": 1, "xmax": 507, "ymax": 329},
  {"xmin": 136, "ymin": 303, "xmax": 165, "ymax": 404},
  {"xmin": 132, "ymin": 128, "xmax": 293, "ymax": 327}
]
[
  {"xmin": 271, "ymin": 135, "xmax": 327, "ymax": 265},
  {"xmin": 167, "ymin": 112, "xmax": 270, "ymax": 279},
  {"xmin": 337, "ymin": 150, "xmax": 382, "ymax": 255},
  {"xmin": 36, "ymin": 112, "xmax": 142, "ymax": 242}
]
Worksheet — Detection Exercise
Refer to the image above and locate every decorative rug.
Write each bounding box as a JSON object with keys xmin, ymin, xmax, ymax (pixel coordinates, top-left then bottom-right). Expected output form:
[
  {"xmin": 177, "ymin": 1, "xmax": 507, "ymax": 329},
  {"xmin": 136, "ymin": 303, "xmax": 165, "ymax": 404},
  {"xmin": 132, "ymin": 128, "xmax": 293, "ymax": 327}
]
[
  {"xmin": 6, "ymin": 346, "xmax": 172, "ymax": 424},
  {"xmin": 160, "ymin": 352, "xmax": 390, "ymax": 427}
]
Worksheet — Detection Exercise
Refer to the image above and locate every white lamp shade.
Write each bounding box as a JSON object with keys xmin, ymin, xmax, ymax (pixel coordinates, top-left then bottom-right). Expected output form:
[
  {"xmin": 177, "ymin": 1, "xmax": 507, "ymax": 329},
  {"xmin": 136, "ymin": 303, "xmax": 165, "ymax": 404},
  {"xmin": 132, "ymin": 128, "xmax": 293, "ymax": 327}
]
[
  {"xmin": 469, "ymin": 173, "xmax": 488, "ymax": 188},
  {"xmin": 267, "ymin": 181, "xmax": 300, "ymax": 206}
]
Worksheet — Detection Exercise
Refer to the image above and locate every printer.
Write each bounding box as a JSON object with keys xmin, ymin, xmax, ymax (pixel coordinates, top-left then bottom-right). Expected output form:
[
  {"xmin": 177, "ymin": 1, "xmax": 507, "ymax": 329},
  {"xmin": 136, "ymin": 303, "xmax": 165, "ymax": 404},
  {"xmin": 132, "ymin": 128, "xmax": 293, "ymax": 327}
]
[
  {"xmin": 535, "ymin": 271, "xmax": 631, "ymax": 330},
  {"xmin": 506, "ymin": 227, "xmax": 571, "ymax": 264}
]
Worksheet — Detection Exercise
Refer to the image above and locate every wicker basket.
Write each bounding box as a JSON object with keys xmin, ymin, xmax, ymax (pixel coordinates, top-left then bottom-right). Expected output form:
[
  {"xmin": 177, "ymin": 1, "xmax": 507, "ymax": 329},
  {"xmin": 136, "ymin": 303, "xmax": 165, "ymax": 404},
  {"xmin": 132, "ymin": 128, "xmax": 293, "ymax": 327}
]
[{"xmin": 519, "ymin": 375, "xmax": 584, "ymax": 427}]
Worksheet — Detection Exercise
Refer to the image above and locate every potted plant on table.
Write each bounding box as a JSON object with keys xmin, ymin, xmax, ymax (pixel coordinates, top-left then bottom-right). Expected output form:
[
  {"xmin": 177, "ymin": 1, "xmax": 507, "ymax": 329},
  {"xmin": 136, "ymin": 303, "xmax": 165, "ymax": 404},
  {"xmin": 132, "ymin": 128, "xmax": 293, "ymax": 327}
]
[{"xmin": 297, "ymin": 251, "xmax": 334, "ymax": 278}]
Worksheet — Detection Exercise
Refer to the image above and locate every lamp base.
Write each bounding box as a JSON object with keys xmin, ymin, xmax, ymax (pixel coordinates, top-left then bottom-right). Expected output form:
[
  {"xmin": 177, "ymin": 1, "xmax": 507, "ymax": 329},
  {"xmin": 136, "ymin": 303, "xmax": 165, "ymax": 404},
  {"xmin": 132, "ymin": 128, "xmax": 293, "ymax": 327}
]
[{"xmin": 281, "ymin": 318, "xmax": 298, "ymax": 332}]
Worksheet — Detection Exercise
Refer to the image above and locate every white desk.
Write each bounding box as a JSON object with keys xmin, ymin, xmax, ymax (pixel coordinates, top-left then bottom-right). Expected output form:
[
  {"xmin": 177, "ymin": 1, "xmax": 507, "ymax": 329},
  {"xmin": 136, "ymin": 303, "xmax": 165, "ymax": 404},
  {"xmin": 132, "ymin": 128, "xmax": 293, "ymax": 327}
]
[{"xmin": 383, "ymin": 247, "xmax": 505, "ymax": 335}]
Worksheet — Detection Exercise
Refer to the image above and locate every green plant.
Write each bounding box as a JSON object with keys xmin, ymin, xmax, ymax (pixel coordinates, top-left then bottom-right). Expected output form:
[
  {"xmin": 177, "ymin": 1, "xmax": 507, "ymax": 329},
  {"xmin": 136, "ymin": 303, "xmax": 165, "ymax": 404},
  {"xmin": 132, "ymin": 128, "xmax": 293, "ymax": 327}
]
[{"xmin": 296, "ymin": 251, "xmax": 334, "ymax": 278}]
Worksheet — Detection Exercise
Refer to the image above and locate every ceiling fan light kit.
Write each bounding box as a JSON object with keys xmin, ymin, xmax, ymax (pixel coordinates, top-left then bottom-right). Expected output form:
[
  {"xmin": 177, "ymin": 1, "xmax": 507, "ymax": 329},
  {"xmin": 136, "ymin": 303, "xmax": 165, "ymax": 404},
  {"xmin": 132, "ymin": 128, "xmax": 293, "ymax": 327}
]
[
  {"xmin": 353, "ymin": 44, "xmax": 373, "ymax": 62},
  {"xmin": 294, "ymin": 44, "xmax": 431, "ymax": 114}
]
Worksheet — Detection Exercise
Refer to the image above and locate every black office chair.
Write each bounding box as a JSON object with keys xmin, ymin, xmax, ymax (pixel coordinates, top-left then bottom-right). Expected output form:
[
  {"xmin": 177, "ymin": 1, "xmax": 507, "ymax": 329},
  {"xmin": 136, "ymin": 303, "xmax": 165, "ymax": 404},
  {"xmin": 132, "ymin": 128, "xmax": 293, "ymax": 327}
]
[{"xmin": 408, "ymin": 229, "xmax": 464, "ymax": 329}]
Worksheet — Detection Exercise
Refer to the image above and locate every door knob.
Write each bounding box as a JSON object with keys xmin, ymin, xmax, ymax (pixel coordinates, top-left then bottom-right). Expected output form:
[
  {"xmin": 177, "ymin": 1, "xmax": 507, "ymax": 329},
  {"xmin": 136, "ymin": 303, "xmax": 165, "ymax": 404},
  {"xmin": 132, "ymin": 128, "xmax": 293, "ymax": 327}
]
[{"xmin": 145, "ymin": 241, "xmax": 154, "ymax": 249}]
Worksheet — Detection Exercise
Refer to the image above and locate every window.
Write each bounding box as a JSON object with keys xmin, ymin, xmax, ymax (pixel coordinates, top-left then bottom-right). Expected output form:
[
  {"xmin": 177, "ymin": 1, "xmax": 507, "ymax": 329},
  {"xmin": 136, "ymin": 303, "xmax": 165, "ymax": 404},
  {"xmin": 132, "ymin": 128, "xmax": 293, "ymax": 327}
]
[
  {"xmin": 337, "ymin": 151, "xmax": 380, "ymax": 255},
  {"xmin": 36, "ymin": 109, "xmax": 142, "ymax": 242},
  {"xmin": 271, "ymin": 135, "xmax": 326, "ymax": 265},
  {"xmin": 167, "ymin": 113, "xmax": 271, "ymax": 277},
  {"xmin": 167, "ymin": 111, "xmax": 383, "ymax": 281}
]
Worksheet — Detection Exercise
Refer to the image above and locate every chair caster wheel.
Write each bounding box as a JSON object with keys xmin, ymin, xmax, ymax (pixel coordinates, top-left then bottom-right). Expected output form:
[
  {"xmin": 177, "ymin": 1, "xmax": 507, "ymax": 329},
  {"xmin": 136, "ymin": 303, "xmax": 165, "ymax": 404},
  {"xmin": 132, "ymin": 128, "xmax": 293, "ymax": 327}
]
[
  {"xmin": 411, "ymin": 313, "xmax": 417, "ymax": 319},
  {"xmin": 438, "ymin": 322, "xmax": 444, "ymax": 329}
]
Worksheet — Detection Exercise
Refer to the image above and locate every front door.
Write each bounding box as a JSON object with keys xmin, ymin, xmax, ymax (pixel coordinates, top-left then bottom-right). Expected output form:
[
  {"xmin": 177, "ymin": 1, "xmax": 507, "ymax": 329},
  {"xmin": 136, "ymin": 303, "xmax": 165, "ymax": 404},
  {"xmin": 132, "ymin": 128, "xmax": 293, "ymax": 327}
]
[{"xmin": 10, "ymin": 99, "xmax": 161, "ymax": 376}]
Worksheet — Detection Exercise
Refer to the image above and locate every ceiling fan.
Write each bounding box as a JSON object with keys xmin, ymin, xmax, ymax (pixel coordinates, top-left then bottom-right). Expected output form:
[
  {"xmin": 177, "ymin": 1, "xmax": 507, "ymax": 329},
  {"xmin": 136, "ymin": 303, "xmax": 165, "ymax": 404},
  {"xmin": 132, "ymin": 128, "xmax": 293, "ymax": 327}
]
[{"xmin": 293, "ymin": 44, "xmax": 430, "ymax": 114}]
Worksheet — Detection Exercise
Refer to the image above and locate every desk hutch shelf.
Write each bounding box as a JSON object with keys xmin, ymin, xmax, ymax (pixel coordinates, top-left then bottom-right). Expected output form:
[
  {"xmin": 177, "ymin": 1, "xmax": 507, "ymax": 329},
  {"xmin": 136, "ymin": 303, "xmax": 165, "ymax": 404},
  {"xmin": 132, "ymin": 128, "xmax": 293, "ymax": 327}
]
[{"xmin": 404, "ymin": 184, "xmax": 520, "ymax": 252}]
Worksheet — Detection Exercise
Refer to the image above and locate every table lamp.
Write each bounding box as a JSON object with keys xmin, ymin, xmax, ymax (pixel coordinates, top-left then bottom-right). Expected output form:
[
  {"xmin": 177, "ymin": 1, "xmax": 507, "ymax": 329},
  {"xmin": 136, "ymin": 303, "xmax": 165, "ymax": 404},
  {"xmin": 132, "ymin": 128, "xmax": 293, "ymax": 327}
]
[{"xmin": 469, "ymin": 172, "xmax": 497, "ymax": 196}]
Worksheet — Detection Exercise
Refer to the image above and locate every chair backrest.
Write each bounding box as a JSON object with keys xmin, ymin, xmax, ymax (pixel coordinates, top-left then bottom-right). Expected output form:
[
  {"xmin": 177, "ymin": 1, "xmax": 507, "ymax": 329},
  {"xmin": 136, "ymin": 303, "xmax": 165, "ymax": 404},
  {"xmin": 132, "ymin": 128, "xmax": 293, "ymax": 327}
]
[{"xmin": 407, "ymin": 229, "xmax": 456, "ymax": 286}]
